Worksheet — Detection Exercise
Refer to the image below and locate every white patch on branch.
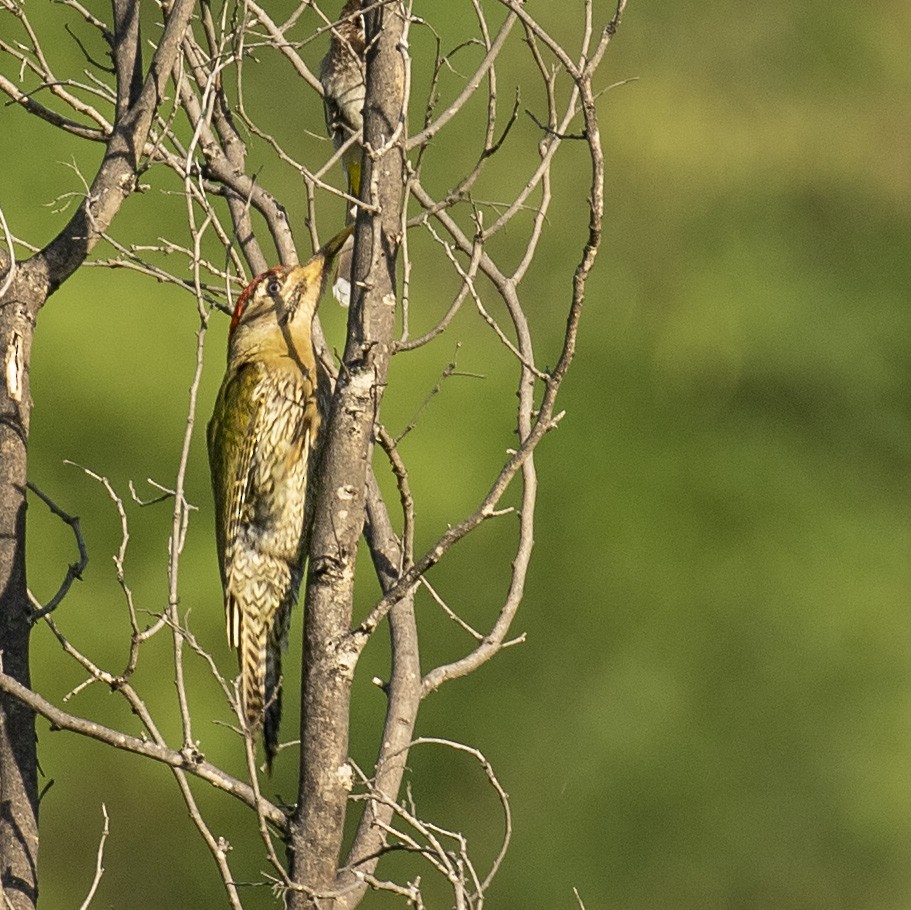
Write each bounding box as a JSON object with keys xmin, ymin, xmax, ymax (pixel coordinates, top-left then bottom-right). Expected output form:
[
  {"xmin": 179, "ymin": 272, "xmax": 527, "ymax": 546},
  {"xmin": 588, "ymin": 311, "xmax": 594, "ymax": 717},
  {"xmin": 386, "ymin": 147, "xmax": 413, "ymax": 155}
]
[
  {"xmin": 5, "ymin": 330, "xmax": 23, "ymax": 402},
  {"xmin": 337, "ymin": 761, "xmax": 355, "ymax": 792}
]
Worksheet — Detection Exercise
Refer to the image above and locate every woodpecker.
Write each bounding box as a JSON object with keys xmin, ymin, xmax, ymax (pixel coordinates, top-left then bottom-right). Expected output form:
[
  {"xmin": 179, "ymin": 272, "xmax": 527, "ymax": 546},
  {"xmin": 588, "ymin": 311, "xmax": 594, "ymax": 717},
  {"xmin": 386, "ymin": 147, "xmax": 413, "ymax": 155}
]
[
  {"xmin": 207, "ymin": 227, "xmax": 351, "ymax": 770},
  {"xmin": 320, "ymin": 0, "xmax": 366, "ymax": 306}
]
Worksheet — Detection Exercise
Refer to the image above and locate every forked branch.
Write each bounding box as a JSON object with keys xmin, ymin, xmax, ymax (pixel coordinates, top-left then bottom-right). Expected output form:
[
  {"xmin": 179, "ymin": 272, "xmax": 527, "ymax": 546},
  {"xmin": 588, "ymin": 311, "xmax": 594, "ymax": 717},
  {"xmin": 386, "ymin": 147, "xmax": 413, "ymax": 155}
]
[{"xmin": 0, "ymin": 0, "xmax": 628, "ymax": 906}]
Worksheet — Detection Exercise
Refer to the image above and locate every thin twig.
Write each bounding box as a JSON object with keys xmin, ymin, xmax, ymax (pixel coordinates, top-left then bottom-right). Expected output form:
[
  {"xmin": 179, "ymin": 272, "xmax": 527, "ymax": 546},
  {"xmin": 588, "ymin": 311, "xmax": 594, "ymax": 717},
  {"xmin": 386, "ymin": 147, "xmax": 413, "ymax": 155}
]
[
  {"xmin": 25, "ymin": 481, "xmax": 88, "ymax": 622},
  {"xmin": 0, "ymin": 670, "xmax": 287, "ymax": 829},
  {"xmin": 0, "ymin": 203, "xmax": 16, "ymax": 297},
  {"xmin": 393, "ymin": 344, "xmax": 484, "ymax": 444},
  {"xmin": 77, "ymin": 804, "xmax": 109, "ymax": 910},
  {"xmin": 2, "ymin": 0, "xmax": 627, "ymax": 903}
]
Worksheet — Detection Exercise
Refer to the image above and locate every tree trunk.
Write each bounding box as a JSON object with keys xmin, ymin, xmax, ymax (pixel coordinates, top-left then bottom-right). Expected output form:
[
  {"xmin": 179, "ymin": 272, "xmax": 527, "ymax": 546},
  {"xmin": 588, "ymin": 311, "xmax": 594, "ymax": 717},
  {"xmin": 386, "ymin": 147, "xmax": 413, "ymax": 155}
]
[
  {"xmin": 0, "ymin": 6, "xmax": 196, "ymax": 903},
  {"xmin": 287, "ymin": 3, "xmax": 407, "ymax": 906},
  {"xmin": 0, "ymin": 274, "xmax": 38, "ymax": 910}
]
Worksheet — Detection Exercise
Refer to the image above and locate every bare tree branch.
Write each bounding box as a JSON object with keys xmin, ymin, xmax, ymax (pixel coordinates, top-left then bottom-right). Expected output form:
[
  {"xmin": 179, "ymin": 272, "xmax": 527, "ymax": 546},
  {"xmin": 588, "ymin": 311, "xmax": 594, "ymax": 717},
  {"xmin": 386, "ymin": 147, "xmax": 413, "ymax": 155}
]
[
  {"xmin": 24, "ymin": 482, "xmax": 88, "ymax": 622},
  {"xmin": 0, "ymin": 0, "xmax": 628, "ymax": 904},
  {"xmin": 406, "ymin": 8, "xmax": 517, "ymax": 151},
  {"xmin": 288, "ymin": 2, "xmax": 411, "ymax": 901},
  {"xmin": 0, "ymin": 670, "xmax": 287, "ymax": 830},
  {"xmin": 32, "ymin": 0, "xmax": 197, "ymax": 294},
  {"xmin": 76, "ymin": 805, "xmax": 109, "ymax": 910},
  {"xmin": 335, "ymin": 475, "xmax": 421, "ymax": 907}
]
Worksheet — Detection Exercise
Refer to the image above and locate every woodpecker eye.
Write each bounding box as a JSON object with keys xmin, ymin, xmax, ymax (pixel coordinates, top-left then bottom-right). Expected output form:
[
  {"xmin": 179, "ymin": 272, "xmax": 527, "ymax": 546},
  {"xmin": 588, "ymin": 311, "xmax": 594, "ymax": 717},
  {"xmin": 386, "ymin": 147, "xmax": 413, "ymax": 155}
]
[{"xmin": 266, "ymin": 277, "xmax": 282, "ymax": 297}]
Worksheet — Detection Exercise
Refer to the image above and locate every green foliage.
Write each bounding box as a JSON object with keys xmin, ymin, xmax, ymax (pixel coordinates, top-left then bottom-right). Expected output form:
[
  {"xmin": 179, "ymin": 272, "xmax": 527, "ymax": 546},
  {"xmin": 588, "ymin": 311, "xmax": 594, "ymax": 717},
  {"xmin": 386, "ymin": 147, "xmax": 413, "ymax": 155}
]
[{"xmin": 9, "ymin": 1, "xmax": 911, "ymax": 907}]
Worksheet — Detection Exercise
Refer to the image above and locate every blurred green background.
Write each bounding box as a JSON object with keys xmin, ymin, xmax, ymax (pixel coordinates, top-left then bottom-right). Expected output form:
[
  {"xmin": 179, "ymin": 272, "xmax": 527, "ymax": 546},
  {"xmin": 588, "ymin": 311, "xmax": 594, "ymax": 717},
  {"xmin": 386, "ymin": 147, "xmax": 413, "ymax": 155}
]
[{"xmin": 5, "ymin": 0, "xmax": 911, "ymax": 907}]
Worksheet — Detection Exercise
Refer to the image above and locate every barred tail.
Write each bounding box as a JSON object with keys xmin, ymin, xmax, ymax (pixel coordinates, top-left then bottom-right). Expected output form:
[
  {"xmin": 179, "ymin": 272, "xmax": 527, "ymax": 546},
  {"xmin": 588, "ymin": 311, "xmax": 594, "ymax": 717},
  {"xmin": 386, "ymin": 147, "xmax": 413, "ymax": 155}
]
[
  {"xmin": 236, "ymin": 595, "xmax": 269, "ymax": 738},
  {"xmin": 263, "ymin": 591, "xmax": 294, "ymax": 773},
  {"xmin": 263, "ymin": 640, "xmax": 283, "ymax": 773},
  {"xmin": 228, "ymin": 572, "xmax": 297, "ymax": 773}
]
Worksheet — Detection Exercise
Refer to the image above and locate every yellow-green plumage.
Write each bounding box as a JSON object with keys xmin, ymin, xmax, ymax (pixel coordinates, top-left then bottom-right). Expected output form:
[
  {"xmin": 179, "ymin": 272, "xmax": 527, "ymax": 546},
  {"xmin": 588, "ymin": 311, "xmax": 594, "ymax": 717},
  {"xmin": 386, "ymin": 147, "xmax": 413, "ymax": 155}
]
[{"xmin": 207, "ymin": 228, "xmax": 351, "ymax": 770}]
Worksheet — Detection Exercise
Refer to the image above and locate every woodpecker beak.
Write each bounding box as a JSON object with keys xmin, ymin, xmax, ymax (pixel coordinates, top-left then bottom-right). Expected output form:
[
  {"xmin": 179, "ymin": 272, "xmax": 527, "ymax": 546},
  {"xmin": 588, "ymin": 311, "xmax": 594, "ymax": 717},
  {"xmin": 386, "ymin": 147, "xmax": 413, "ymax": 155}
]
[
  {"xmin": 319, "ymin": 224, "xmax": 354, "ymax": 263},
  {"xmin": 286, "ymin": 225, "xmax": 355, "ymax": 297}
]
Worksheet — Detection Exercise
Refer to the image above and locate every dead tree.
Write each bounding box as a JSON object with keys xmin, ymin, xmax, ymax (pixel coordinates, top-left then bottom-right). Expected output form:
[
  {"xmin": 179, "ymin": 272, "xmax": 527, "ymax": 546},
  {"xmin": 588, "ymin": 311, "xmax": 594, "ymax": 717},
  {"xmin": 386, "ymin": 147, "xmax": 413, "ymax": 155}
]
[{"xmin": 0, "ymin": 1, "xmax": 627, "ymax": 906}]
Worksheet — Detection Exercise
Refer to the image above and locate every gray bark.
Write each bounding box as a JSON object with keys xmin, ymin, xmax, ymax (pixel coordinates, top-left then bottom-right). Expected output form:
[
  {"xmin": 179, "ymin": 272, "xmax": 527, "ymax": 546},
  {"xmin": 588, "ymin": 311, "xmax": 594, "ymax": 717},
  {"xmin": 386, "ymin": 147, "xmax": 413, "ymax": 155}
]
[
  {"xmin": 0, "ymin": 3, "xmax": 196, "ymax": 904},
  {"xmin": 288, "ymin": 3, "xmax": 408, "ymax": 905}
]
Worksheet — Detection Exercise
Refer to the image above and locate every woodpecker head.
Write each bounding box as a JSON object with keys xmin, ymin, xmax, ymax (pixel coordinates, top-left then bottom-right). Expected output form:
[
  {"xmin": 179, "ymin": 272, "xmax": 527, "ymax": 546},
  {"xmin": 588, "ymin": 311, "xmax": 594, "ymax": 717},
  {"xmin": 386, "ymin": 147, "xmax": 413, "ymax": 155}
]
[{"xmin": 227, "ymin": 226, "xmax": 352, "ymax": 363}]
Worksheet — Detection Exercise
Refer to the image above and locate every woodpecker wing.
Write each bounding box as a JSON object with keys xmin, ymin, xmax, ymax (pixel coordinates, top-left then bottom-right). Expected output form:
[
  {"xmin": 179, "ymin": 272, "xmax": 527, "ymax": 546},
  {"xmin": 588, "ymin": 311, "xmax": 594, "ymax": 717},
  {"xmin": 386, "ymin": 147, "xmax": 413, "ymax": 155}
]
[
  {"xmin": 207, "ymin": 362, "xmax": 270, "ymax": 648},
  {"xmin": 208, "ymin": 361, "xmax": 320, "ymax": 646}
]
